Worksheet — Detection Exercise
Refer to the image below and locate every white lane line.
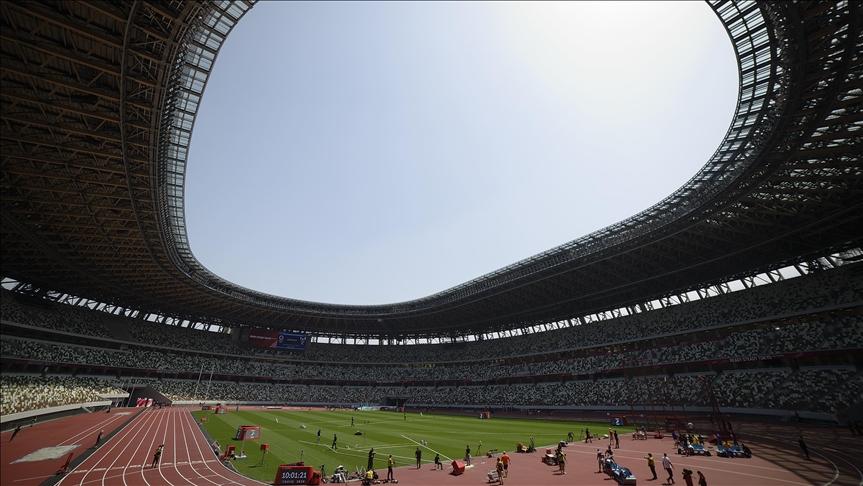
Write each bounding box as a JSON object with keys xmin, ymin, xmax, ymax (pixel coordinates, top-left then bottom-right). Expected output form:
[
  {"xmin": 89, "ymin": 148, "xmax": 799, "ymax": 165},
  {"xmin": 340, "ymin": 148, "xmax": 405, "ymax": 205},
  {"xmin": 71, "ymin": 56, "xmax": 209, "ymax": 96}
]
[
  {"xmin": 137, "ymin": 406, "xmax": 166, "ymax": 486},
  {"xmin": 178, "ymin": 408, "xmax": 222, "ymax": 486},
  {"xmin": 122, "ymin": 409, "xmax": 167, "ymax": 486},
  {"xmin": 56, "ymin": 410, "xmax": 145, "ymax": 485},
  {"xmin": 101, "ymin": 408, "xmax": 160, "ymax": 486},
  {"xmin": 154, "ymin": 409, "xmax": 177, "ymax": 486},
  {"xmin": 811, "ymin": 448, "xmax": 841, "ymax": 486},
  {"xmin": 170, "ymin": 408, "xmax": 195, "ymax": 485},
  {"xmin": 12, "ymin": 474, "xmax": 56, "ymax": 482},
  {"xmin": 74, "ymin": 411, "xmax": 153, "ymax": 486},
  {"xmin": 59, "ymin": 407, "xmax": 154, "ymax": 486},
  {"xmin": 182, "ymin": 408, "xmax": 263, "ymax": 485},
  {"xmin": 59, "ymin": 414, "xmax": 124, "ymax": 446},
  {"xmin": 823, "ymin": 447, "xmax": 863, "ymax": 486},
  {"xmin": 400, "ymin": 434, "xmax": 451, "ymax": 462},
  {"xmin": 186, "ymin": 409, "xmax": 270, "ymax": 484}
]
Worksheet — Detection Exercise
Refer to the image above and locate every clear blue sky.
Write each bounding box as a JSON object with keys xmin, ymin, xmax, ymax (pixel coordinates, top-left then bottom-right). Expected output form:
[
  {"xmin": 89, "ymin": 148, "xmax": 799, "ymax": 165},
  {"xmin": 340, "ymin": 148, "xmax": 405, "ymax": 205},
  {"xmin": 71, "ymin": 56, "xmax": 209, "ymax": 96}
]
[{"xmin": 185, "ymin": 1, "xmax": 737, "ymax": 305}]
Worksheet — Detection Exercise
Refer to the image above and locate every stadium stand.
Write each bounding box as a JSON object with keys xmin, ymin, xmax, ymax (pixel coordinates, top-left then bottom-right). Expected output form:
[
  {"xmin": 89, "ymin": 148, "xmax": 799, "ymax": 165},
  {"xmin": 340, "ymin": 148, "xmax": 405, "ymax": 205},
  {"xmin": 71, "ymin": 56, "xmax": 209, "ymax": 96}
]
[
  {"xmin": 0, "ymin": 375, "xmax": 125, "ymax": 416},
  {"xmin": 1, "ymin": 0, "xmax": 860, "ymax": 484},
  {"xmin": 2, "ymin": 266, "xmax": 860, "ymax": 419}
]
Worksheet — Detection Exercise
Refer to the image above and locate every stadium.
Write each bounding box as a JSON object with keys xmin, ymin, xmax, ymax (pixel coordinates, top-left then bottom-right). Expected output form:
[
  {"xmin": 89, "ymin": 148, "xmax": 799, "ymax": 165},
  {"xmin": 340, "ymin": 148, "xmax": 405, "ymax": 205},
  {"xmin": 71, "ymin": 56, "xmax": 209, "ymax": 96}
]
[{"xmin": 1, "ymin": 0, "xmax": 862, "ymax": 485}]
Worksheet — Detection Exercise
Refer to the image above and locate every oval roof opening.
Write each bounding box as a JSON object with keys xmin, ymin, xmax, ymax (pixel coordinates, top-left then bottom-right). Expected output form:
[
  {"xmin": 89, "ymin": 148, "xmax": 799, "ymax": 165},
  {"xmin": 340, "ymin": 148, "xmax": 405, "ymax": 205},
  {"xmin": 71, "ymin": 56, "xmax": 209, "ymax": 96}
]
[{"xmin": 185, "ymin": 1, "xmax": 738, "ymax": 305}]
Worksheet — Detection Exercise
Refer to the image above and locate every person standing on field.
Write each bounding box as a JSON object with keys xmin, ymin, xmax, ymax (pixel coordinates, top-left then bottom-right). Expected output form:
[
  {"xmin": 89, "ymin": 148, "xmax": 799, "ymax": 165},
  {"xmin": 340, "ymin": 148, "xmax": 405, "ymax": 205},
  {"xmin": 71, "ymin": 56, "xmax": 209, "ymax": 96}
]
[
  {"xmin": 151, "ymin": 444, "xmax": 164, "ymax": 468},
  {"xmin": 662, "ymin": 453, "xmax": 675, "ymax": 484},
  {"xmin": 646, "ymin": 453, "xmax": 658, "ymax": 480},
  {"xmin": 387, "ymin": 455, "xmax": 395, "ymax": 481},
  {"xmin": 798, "ymin": 435, "xmax": 810, "ymax": 460},
  {"xmin": 415, "ymin": 447, "xmax": 422, "ymax": 469},
  {"xmin": 10, "ymin": 425, "xmax": 22, "ymax": 442}
]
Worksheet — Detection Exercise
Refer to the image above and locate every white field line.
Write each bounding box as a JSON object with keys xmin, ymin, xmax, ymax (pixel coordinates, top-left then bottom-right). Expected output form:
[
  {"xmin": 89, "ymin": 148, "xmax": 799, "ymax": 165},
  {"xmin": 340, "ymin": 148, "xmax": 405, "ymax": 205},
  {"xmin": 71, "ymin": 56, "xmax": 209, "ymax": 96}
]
[
  {"xmin": 296, "ymin": 440, "xmax": 417, "ymax": 466},
  {"xmin": 400, "ymin": 434, "xmax": 451, "ymax": 462},
  {"xmin": 338, "ymin": 420, "xmax": 395, "ymax": 428},
  {"xmin": 343, "ymin": 443, "xmax": 416, "ymax": 451}
]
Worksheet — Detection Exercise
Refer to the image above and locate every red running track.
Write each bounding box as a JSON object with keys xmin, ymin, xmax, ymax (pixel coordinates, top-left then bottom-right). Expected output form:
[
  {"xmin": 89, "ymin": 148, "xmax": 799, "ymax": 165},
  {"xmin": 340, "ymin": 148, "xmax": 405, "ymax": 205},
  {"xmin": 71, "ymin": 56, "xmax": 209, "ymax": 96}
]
[
  {"xmin": 2, "ymin": 408, "xmax": 142, "ymax": 486},
  {"xmin": 56, "ymin": 407, "xmax": 265, "ymax": 486}
]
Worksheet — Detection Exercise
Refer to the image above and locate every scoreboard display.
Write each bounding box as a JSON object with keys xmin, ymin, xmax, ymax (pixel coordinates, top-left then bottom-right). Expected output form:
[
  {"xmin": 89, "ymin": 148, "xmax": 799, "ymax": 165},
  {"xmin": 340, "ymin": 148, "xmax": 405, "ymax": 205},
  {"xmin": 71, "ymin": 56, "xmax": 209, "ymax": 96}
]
[
  {"xmin": 273, "ymin": 465, "xmax": 320, "ymax": 485},
  {"xmin": 249, "ymin": 328, "xmax": 308, "ymax": 350}
]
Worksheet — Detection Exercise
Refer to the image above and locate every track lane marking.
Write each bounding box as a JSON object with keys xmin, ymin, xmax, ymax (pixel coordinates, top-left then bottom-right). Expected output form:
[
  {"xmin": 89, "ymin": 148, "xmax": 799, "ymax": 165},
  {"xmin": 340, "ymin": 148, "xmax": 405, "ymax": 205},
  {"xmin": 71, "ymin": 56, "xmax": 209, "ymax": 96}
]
[
  {"xmin": 100, "ymin": 408, "xmax": 160, "ymax": 486},
  {"xmin": 71, "ymin": 409, "xmax": 158, "ymax": 486},
  {"xmin": 155, "ymin": 409, "xmax": 178, "ymax": 486},
  {"xmin": 170, "ymin": 408, "xmax": 195, "ymax": 484},
  {"xmin": 183, "ymin": 408, "xmax": 267, "ymax": 485},
  {"xmin": 121, "ymin": 408, "xmax": 164, "ymax": 486},
  {"xmin": 58, "ymin": 414, "xmax": 124, "ymax": 446},
  {"xmin": 178, "ymin": 408, "xmax": 222, "ymax": 486},
  {"xmin": 58, "ymin": 407, "xmax": 154, "ymax": 486},
  {"xmin": 296, "ymin": 440, "xmax": 418, "ymax": 466},
  {"xmin": 137, "ymin": 405, "xmax": 166, "ymax": 486}
]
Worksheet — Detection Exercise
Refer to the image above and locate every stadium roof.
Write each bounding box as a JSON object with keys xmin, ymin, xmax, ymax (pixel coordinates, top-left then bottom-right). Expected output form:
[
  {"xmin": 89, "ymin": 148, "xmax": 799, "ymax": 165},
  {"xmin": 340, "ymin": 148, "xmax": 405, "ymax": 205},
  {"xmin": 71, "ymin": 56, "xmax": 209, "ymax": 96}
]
[{"xmin": 2, "ymin": 1, "xmax": 861, "ymax": 337}]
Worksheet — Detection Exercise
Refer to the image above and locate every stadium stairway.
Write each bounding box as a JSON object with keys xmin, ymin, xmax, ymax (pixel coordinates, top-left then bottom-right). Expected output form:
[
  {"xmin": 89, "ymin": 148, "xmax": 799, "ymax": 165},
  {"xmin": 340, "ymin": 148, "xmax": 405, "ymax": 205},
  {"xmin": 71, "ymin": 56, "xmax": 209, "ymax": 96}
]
[{"xmin": 126, "ymin": 384, "xmax": 171, "ymax": 407}]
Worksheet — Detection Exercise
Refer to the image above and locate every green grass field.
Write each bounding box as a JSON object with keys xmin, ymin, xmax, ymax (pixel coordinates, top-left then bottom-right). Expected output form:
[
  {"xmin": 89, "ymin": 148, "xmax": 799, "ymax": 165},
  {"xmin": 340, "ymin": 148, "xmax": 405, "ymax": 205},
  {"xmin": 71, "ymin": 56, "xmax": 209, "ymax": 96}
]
[{"xmin": 192, "ymin": 408, "xmax": 633, "ymax": 482}]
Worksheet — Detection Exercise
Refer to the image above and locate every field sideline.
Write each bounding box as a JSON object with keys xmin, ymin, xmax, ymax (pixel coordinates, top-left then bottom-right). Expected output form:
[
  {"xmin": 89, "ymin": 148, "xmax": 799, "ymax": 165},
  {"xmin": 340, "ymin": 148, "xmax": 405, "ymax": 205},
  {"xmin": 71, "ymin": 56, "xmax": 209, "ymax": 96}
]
[{"xmin": 192, "ymin": 408, "xmax": 634, "ymax": 482}]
